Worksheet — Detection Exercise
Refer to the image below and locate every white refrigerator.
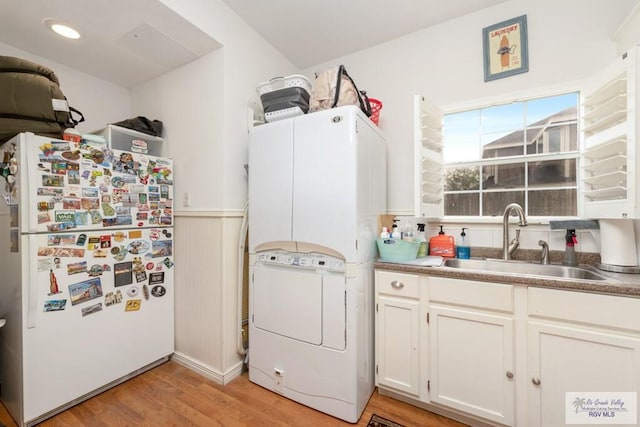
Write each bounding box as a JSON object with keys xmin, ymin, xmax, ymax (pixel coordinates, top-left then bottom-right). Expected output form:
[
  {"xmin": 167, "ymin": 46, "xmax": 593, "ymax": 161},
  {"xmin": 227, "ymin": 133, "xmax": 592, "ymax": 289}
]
[{"xmin": 0, "ymin": 132, "xmax": 175, "ymax": 426}]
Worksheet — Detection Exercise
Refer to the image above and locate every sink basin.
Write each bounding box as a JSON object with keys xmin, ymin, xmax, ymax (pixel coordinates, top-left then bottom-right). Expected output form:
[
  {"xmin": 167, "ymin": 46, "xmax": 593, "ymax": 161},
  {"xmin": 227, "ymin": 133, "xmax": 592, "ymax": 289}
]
[{"xmin": 443, "ymin": 258, "xmax": 609, "ymax": 281}]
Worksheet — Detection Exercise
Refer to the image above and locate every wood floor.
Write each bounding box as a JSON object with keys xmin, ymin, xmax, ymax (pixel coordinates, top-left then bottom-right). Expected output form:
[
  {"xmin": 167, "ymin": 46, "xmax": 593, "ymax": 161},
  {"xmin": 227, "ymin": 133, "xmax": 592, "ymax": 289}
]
[{"xmin": 0, "ymin": 360, "xmax": 467, "ymax": 426}]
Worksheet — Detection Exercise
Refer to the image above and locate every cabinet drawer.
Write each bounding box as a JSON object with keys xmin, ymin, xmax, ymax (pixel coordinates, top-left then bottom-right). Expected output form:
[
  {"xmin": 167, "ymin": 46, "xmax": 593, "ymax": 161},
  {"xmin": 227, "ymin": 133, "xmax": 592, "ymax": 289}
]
[
  {"xmin": 528, "ymin": 287, "xmax": 640, "ymax": 332},
  {"xmin": 376, "ymin": 270, "xmax": 420, "ymax": 299},
  {"xmin": 428, "ymin": 276, "xmax": 514, "ymax": 313}
]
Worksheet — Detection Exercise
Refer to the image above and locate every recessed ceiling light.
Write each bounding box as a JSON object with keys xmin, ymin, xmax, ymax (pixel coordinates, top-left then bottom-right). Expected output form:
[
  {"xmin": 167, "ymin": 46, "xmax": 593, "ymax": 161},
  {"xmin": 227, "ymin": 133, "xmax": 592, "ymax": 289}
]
[{"xmin": 44, "ymin": 18, "xmax": 81, "ymax": 40}]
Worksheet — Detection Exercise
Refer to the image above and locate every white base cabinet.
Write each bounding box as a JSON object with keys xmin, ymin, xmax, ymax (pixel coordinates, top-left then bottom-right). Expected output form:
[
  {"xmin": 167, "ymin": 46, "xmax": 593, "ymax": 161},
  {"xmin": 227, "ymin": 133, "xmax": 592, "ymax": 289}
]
[
  {"xmin": 428, "ymin": 278, "xmax": 515, "ymax": 426},
  {"xmin": 374, "ymin": 269, "xmax": 640, "ymax": 427},
  {"xmin": 374, "ymin": 270, "xmax": 425, "ymax": 399},
  {"xmin": 429, "ymin": 305, "xmax": 514, "ymax": 425},
  {"xmin": 527, "ymin": 287, "xmax": 640, "ymax": 427}
]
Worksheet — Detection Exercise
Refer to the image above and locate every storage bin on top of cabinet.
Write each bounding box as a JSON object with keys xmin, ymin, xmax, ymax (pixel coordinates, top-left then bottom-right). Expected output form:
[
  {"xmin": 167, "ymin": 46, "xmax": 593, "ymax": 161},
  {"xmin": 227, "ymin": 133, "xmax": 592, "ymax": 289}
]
[{"xmin": 95, "ymin": 125, "xmax": 164, "ymax": 157}]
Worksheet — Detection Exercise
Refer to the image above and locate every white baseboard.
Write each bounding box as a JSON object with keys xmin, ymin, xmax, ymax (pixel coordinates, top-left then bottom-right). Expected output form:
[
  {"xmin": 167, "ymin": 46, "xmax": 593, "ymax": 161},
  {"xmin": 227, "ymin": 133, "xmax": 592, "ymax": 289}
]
[{"xmin": 171, "ymin": 352, "xmax": 244, "ymax": 385}]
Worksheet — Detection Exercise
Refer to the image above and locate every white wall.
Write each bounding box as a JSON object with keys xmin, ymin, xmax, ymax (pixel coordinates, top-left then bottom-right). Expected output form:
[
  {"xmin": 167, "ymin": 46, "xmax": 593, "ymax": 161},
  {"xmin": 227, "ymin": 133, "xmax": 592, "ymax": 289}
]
[
  {"xmin": 132, "ymin": 0, "xmax": 298, "ymax": 378},
  {"xmin": 301, "ymin": 0, "xmax": 639, "ymax": 213},
  {"xmin": 131, "ymin": 51, "xmax": 225, "ymax": 210},
  {"xmin": 614, "ymin": 1, "xmax": 640, "ymax": 54},
  {"xmin": 0, "ymin": 42, "xmax": 131, "ymax": 133},
  {"xmin": 158, "ymin": 0, "xmax": 298, "ymax": 210}
]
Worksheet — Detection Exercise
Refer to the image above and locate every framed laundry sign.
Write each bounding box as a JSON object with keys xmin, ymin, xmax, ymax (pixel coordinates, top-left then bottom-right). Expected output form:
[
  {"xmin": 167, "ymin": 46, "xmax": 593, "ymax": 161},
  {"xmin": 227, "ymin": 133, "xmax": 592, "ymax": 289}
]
[{"xmin": 482, "ymin": 15, "xmax": 529, "ymax": 81}]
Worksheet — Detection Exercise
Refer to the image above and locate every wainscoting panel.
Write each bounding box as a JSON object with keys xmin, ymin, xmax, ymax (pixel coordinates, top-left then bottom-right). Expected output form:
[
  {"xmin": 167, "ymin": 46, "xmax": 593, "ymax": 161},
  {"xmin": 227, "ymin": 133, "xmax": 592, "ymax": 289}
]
[{"xmin": 173, "ymin": 211, "xmax": 245, "ymax": 382}]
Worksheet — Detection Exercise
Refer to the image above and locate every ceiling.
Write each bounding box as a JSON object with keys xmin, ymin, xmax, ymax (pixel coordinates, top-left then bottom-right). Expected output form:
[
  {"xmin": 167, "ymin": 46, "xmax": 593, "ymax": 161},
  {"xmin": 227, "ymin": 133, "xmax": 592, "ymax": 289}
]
[
  {"xmin": 0, "ymin": 0, "xmax": 508, "ymax": 88},
  {"xmin": 0, "ymin": 0, "xmax": 221, "ymax": 88},
  {"xmin": 221, "ymin": 0, "xmax": 509, "ymax": 69}
]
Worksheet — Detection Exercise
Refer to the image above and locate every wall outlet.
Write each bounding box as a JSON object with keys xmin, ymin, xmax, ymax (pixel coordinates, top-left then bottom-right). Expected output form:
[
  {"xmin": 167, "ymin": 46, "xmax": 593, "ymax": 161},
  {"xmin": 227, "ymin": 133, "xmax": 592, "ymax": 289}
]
[{"xmin": 183, "ymin": 191, "xmax": 191, "ymax": 207}]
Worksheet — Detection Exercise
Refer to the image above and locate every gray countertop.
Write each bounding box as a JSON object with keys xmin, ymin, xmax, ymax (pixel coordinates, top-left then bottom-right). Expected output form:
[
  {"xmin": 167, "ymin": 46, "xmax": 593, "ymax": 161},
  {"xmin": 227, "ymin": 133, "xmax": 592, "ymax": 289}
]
[{"xmin": 374, "ymin": 259, "xmax": 640, "ymax": 298}]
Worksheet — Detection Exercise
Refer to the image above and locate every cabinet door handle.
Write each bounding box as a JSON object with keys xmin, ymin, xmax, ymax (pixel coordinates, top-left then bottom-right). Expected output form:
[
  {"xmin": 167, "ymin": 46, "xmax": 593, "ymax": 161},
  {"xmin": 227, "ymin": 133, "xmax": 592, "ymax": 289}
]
[
  {"xmin": 532, "ymin": 377, "xmax": 541, "ymax": 386},
  {"xmin": 506, "ymin": 371, "xmax": 514, "ymax": 379},
  {"xmin": 390, "ymin": 280, "xmax": 404, "ymax": 289}
]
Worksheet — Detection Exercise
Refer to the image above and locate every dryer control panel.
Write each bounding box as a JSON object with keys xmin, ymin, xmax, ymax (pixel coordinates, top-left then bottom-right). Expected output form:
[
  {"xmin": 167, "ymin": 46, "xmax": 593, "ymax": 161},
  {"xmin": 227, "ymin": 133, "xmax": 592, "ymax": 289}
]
[{"xmin": 255, "ymin": 251, "xmax": 345, "ymax": 272}]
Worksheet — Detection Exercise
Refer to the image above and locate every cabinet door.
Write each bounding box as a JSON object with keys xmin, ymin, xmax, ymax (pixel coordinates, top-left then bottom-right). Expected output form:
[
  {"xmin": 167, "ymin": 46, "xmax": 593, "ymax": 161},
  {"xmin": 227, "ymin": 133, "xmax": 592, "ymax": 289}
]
[
  {"xmin": 528, "ymin": 321, "xmax": 640, "ymax": 427},
  {"xmin": 248, "ymin": 120, "xmax": 295, "ymax": 250},
  {"xmin": 376, "ymin": 294, "xmax": 421, "ymax": 396},
  {"xmin": 414, "ymin": 94, "xmax": 444, "ymax": 218},
  {"xmin": 429, "ymin": 304, "xmax": 515, "ymax": 426},
  {"xmin": 581, "ymin": 46, "xmax": 639, "ymax": 218}
]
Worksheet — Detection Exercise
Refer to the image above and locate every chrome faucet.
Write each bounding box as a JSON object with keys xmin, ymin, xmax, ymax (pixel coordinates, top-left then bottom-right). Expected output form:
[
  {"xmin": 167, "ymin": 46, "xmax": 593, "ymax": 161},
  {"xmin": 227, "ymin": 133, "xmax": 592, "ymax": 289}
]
[
  {"xmin": 502, "ymin": 203, "xmax": 528, "ymax": 260},
  {"xmin": 538, "ymin": 240, "xmax": 550, "ymax": 265}
]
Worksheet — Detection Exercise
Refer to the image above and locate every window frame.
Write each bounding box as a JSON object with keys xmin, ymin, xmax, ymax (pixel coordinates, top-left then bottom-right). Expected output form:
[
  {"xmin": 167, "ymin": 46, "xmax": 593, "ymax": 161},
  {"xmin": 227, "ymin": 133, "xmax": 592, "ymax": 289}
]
[{"xmin": 440, "ymin": 85, "xmax": 583, "ymax": 223}]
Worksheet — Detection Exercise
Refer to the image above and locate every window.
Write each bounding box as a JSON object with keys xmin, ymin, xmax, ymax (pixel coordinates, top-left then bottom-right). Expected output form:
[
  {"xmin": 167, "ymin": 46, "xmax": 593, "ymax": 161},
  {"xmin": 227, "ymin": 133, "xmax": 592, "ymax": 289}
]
[{"xmin": 442, "ymin": 93, "xmax": 579, "ymax": 217}]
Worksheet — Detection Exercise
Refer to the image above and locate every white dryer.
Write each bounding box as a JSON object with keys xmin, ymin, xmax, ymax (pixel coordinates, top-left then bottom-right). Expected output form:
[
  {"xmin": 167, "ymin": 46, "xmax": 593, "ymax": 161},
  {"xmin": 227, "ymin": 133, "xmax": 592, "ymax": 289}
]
[
  {"xmin": 249, "ymin": 248, "xmax": 374, "ymax": 423},
  {"xmin": 247, "ymin": 106, "xmax": 386, "ymax": 422}
]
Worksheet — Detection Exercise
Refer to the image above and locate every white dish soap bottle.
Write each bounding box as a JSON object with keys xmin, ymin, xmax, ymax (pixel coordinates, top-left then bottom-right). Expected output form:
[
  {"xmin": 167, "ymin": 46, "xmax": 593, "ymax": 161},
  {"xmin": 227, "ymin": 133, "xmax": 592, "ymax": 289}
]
[{"xmin": 391, "ymin": 220, "xmax": 401, "ymax": 240}]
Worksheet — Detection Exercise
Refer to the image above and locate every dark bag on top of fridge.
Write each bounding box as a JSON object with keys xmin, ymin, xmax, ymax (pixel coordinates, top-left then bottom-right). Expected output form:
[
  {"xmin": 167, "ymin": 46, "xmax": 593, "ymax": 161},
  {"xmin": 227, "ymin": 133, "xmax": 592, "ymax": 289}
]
[
  {"xmin": 0, "ymin": 56, "xmax": 85, "ymax": 144},
  {"xmin": 309, "ymin": 65, "xmax": 372, "ymax": 117},
  {"xmin": 111, "ymin": 116, "xmax": 164, "ymax": 137}
]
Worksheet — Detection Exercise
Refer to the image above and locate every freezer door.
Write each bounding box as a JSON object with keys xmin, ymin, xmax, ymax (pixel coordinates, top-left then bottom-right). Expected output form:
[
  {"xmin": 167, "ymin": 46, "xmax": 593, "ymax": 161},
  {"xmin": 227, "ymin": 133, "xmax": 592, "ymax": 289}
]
[
  {"xmin": 21, "ymin": 227, "xmax": 174, "ymax": 423},
  {"xmin": 18, "ymin": 133, "xmax": 173, "ymax": 234}
]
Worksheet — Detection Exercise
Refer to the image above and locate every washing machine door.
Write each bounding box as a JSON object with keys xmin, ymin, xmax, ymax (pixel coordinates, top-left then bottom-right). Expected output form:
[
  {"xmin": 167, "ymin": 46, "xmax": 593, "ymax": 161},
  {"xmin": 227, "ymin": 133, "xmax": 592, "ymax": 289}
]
[{"xmin": 252, "ymin": 263, "xmax": 346, "ymax": 350}]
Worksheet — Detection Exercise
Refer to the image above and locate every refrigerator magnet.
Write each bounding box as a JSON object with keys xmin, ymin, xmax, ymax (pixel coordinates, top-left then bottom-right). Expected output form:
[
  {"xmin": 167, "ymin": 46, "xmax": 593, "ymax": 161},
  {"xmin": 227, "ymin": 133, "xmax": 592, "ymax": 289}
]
[
  {"xmin": 114, "ymin": 262, "xmax": 133, "ymax": 287},
  {"xmin": 87, "ymin": 264, "xmax": 103, "ymax": 276},
  {"xmin": 127, "ymin": 286, "xmax": 139, "ymax": 298},
  {"xmin": 151, "ymin": 285, "xmax": 166, "ymax": 298},
  {"xmin": 101, "ymin": 203, "xmax": 115, "ymax": 216},
  {"xmin": 104, "ymin": 290, "xmax": 123, "ymax": 306},
  {"xmin": 44, "ymin": 299, "xmax": 67, "ymax": 312},
  {"xmin": 48, "ymin": 269, "xmax": 61, "ymax": 295},
  {"xmin": 125, "ymin": 299, "xmax": 141, "ymax": 312},
  {"xmin": 67, "ymin": 261, "xmax": 87, "ymax": 276},
  {"xmin": 149, "ymin": 272, "xmax": 164, "ymax": 285},
  {"xmin": 81, "ymin": 302, "xmax": 103, "ymax": 317},
  {"xmin": 68, "ymin": 278, "xmax": 104, "ymax": 306},
  {"xmin": 128, "ymin": 240, "xmax": 149, "ymax": 255},
  {"xmin": 135, "ymin": 270, "xmax": 147, "ymax": 283},
  {"xmin": 151, "ymin": 240, "xmax": 172, "ymax": 258}
]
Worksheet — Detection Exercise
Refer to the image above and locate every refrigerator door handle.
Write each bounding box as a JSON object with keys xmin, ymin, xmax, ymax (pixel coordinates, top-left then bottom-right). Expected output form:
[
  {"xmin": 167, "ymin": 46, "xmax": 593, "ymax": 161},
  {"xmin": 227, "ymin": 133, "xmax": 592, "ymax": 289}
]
[{"xmin": 26, "ymin": 234, "xmax": 39, "ymax": 328}]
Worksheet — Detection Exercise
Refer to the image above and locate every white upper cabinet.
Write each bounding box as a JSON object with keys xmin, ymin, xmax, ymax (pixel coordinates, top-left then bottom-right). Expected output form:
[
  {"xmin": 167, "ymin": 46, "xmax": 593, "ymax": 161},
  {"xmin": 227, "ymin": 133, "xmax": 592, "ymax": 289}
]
[{"xmin": 581, "ymin": 46, "xmax": 639, "ymax": 218}]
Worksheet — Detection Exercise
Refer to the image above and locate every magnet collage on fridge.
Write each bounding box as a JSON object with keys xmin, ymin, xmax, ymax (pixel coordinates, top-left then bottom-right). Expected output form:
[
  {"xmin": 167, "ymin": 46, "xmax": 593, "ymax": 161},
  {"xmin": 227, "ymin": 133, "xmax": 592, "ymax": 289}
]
[{"xmin": 3, "ymin": 135, "xmax": 175, "ymax": 319}]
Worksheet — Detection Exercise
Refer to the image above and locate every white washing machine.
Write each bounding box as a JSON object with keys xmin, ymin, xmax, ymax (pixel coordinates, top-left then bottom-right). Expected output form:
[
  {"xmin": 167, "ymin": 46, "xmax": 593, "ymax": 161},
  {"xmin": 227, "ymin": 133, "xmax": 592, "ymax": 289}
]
[{"xmin": 248, "ymin": 248, "xmax": 374, "ymax": 423}]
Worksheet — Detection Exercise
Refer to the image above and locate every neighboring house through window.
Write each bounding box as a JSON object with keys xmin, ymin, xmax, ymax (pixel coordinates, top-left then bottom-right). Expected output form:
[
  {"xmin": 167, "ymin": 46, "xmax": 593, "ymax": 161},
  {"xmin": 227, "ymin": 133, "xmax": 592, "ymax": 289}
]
[{"xmin": 442, "ymin": 93, "xmax": 579, "ymax": 217}]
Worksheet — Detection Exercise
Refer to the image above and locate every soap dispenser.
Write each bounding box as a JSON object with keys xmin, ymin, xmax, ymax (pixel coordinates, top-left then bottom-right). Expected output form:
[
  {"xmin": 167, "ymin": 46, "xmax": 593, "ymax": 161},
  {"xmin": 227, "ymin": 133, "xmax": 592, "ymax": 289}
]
[
  {"xmin": 563, "ymin": 229, "xmax": 578, "ymax": 266},
  {"xmin": 456, "ymin": 228, "xmax": 470, "ymax": 259},
  {"xmin": 429, "ymin": 225, "xmax": 455, "ymax": 258}
]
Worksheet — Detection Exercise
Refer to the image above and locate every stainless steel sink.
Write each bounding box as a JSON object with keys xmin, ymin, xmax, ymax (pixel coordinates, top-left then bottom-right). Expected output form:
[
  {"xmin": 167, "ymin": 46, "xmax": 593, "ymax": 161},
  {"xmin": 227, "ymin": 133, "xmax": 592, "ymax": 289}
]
[{"xmin": 443, "ymin": 258, "xmax": 609, "ymax": 281}]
